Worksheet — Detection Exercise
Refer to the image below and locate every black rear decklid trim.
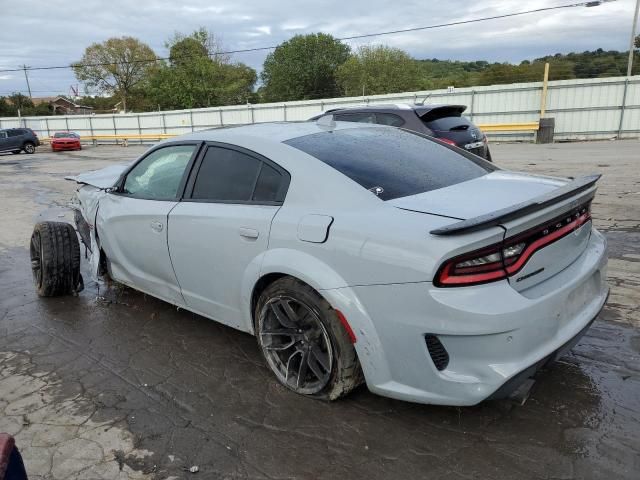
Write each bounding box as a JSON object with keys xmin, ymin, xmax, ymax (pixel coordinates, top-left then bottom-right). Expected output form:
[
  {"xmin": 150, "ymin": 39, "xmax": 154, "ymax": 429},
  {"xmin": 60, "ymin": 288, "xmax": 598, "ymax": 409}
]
[{"xmin": 430, "ymin": 174, "xmax": 601, "ymax": 236}]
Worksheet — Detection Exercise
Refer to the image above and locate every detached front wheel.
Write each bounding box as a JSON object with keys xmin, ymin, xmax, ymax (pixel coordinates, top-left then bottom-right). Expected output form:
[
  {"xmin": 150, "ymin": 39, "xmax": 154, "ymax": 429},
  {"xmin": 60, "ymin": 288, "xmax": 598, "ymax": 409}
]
[
  {"xmin": 30, "ymin": 221, "xmax": 83, "ymax": 297},
  {"xmin": 255, "ymin": 277, "xmax": 363, "ymax": 400}
]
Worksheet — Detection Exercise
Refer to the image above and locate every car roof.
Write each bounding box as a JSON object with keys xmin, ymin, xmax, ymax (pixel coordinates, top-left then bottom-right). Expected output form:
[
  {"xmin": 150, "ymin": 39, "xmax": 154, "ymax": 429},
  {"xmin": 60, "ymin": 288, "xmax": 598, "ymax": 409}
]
[
  {"xmin": 323, "ymin": 103, "xmax": 467, "ymax": 116},
  {"xmin": 170, "ymin": 120, "xmax": 386, "ymax": 144}
]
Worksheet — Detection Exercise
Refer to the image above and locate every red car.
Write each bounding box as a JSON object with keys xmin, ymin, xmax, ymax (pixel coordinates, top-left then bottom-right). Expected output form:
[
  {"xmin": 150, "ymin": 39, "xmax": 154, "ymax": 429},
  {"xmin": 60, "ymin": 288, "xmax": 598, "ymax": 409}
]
[{"xmin": 51, "ymin": 132, "xmax": 81, "ymax": 151}]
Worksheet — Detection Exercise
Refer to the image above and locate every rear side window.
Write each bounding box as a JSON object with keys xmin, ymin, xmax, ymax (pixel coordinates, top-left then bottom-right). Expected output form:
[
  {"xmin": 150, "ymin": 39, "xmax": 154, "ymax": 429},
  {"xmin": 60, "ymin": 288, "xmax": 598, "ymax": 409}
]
[
  {"xmin": 335, "ymin": 112, "xmax": 376, "ymax": 123},
  {"xmin": 285, "ymin": 127, "xmax": 495, "ymax": 201},
  {"xmin": 253, "ymin": 163, "xmax": 283, "ymax": 202},
  {"xmin": 192, "ymin": 148, "xmax": 260, "ymax": 201},
  {"xmin": 7, "ymin": 130, "xmax": 22, "ymax": 137},
  {"xmin": 190, "ymin": 147, "xmax": 289, "ymax": 203},
  {"xmin": 376, "ymin": 113, "xmax": 405, "ymax": 127}
]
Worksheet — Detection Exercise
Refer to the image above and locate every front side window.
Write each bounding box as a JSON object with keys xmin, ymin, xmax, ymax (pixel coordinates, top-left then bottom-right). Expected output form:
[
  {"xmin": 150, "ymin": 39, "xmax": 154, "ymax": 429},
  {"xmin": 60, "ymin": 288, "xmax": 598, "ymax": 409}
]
[
  {"xmin": 123, "ymin": 145, "xmax": 196, "ymax": 200},
  {"xmin": 285, "ymin": 127, "xmax": 496, "ymax": 201}
]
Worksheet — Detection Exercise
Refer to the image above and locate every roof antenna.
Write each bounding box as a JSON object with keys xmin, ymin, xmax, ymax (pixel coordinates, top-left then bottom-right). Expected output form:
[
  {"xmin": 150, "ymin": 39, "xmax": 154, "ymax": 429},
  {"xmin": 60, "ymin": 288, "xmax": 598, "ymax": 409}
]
[
  {"xmin": 316, "ymin": 114, "xmax": 336, "ymax": 131},
  {"xmin": 416, "ymin": 94, "xmax": 432, "ymax": 106}
]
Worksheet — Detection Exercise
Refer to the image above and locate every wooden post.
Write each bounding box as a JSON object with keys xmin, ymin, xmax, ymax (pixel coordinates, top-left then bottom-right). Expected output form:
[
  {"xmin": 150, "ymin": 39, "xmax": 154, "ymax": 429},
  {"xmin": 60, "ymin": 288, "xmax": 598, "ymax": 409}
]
[{"xmin": 540, "ymin": 62, "xmax": 550, "ymax": 118}]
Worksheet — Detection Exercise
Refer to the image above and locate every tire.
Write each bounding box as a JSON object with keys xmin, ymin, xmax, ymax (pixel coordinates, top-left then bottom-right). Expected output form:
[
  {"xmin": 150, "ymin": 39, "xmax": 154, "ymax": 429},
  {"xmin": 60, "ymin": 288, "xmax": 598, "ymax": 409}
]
[
  {"xmin": 23, "ymin": 142, "xmax": 35, "ymax": 154},
  {"xmin": 30, "ymin": 221, "xmax": 83, "ymax": 297},
  {"xmin": 255, "ymin": 277, "xmax": 363, "ymax": 400}
]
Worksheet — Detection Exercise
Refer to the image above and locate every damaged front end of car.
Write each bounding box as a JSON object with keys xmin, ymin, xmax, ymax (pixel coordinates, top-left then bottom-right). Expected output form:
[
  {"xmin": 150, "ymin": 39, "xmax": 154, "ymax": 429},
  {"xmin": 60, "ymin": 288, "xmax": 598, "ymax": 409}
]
[{"xmin": 65, "ymin": 163, "xmax": 130, "ymax": 282}]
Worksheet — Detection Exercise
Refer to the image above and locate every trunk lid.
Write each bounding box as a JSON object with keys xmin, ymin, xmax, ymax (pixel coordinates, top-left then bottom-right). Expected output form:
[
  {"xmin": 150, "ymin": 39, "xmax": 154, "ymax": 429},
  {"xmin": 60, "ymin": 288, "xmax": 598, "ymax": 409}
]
[{"xmin": 390, "ymin": 171, "xmax": 597, "ymax": 290}]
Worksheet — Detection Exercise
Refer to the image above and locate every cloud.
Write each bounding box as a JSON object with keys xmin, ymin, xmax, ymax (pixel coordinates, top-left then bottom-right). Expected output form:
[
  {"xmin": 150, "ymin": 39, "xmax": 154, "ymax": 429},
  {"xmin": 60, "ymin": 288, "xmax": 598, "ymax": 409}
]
[{"xmin": 0, "ymin": 0, "xmax": 635, "ymax": 97}]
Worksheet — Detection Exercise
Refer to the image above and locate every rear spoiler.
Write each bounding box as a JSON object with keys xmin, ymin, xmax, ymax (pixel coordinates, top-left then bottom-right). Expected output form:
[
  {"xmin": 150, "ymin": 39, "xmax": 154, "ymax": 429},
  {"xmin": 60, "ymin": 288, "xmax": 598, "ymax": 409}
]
[{"xmin": 430, "ymin": 174, "xmax": 601, "ymax": 236}]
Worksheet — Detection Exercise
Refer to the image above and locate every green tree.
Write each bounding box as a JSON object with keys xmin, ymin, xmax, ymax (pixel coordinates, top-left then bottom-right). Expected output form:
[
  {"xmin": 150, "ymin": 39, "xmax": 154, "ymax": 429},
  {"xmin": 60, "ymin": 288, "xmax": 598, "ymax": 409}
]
[
  {"xmin": 148, "ymin": 29, "xmax": 256, "ymax": 109},
  {"xmin": 337, "ymin": 45, "xmax": 421, "ymax": 96},
  {"xmin": 635, "ymin": 35, "xmax": 640, "ymax": 50},
  {"xmin": 0, "ymin": 97, "xmax": 12, "ymax": 116},
  {"xmin": 0, "ymin": 93, "xmax": 52, "ymax": 116},
  {"xmin": 72, "ymin": 37, "xmax": 156, "ymax": 112},
  {"xmin": 260, "ymin": 33, "xmax": 350, "ymax": 102}
]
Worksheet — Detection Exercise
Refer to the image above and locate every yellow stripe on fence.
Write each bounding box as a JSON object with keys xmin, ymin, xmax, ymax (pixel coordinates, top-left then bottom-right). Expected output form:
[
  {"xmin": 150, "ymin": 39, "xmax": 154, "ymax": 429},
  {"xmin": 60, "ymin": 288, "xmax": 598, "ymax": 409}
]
[{"xmin": 478, "ymin": 122, "xmax": 539, "ymax": 132}]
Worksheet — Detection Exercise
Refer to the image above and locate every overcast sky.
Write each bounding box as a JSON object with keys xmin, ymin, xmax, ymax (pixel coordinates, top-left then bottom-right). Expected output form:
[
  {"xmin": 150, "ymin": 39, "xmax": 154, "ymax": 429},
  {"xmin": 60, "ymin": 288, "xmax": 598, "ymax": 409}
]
[{"xmin": 0, "ymin": 0, "xmax": 637, "ymax": 97}]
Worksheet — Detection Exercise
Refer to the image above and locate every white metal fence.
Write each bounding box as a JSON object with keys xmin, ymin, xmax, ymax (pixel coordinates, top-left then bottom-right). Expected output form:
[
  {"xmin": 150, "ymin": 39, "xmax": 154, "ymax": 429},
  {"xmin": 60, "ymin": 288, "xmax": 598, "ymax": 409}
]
[{"xmin": 1, "ymin": 75, "xmax": 639, "ymax": 142}]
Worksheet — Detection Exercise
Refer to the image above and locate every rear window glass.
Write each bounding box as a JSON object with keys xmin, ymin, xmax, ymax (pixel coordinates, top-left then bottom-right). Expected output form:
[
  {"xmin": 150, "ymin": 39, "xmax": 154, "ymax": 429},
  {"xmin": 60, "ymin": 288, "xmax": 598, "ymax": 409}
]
[
  {"xmin": 285, "ymin": 127, "xmax": 495, "ymax": 200},
  {"xmin": 422, "ymin": 114, "xmax": 474, "ymax": 132}
]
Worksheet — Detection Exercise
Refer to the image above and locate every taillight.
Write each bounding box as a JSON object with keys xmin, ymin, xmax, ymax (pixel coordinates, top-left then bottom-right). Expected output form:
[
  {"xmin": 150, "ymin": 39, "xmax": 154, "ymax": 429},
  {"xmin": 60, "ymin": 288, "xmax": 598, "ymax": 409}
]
[
  {"xmin": 437, "ymin": 137, "xmax": 457, "ymax": 147},
  {"xmin": 435, "ymin": 203, "xmax": 592, "ymax": 287}
]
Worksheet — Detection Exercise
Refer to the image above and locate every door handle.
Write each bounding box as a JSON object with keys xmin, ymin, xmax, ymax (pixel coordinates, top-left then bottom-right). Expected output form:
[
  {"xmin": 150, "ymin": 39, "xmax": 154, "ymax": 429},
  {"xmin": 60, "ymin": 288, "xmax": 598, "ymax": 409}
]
[
  {"xmin": 150, "ymin": 221, "xmax": 164, "ymax": 233},
  {"xmin": 239, "ymin": 227, "xmax": 259, "ymax": 239}
]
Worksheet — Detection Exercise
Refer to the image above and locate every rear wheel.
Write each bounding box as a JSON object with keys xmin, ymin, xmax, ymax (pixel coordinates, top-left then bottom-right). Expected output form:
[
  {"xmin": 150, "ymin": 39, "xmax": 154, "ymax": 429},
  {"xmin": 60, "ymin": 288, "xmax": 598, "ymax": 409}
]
[
  {"xmin": 23, "ymin": 142, "xmax": 35, "ymax": 154},
  {"xmin": 255, "ymin": 277, "xmax": 363, "ymax": 400},
  {"xmin": 30, "ymin": 221, "xmax": 83, "ymax": 297}
]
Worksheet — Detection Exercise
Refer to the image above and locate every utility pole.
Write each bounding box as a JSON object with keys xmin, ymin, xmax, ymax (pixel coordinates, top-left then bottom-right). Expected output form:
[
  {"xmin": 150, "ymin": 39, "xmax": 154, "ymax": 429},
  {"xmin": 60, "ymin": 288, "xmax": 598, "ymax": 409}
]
[
  {"xmin": 627, "ymin": 0, "xmax": 640, "ymax": 76},
  {"xmin": 22, "ymin": 65, "xmax": 32, "ymax": 99}
]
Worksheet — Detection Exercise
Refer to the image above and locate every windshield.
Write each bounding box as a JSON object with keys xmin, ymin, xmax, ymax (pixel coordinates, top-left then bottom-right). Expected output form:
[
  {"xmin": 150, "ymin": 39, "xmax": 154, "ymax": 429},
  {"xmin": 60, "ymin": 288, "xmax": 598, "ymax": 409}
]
[{"xmin": 284, "ymin": 127, "xmax": 496, "ymax": 200}]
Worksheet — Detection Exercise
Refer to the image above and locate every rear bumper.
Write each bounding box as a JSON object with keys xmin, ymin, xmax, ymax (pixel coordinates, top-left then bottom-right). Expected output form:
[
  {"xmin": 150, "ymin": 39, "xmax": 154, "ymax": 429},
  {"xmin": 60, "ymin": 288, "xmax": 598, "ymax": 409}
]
[
  {"xmin": 324, "ymin": 228, "xmax": 608, "ymax": 406},
  {"xmin": 486, "ymin": 295, "xmax": 605, "ymax": 400},
  {"xmin": 52, "ymin": 142, "xmax": 81, "ymax": 150}
]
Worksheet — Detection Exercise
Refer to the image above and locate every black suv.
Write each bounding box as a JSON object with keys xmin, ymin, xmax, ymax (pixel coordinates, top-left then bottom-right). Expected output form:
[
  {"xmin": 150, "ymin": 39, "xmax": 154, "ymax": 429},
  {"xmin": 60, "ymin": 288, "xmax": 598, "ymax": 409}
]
[
  {"xmin": 0, "ymin": 128, "xmax": 40, "ymax": 155},
  {"xmin": 310, "ymin": 104, "xmax": 492, "ymax": 161}
]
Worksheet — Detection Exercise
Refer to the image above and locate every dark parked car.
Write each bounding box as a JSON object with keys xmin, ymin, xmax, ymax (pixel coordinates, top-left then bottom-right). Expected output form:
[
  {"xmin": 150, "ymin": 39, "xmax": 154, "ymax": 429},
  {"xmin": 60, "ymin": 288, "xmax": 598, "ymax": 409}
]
[
  {"xmin": 0, "ymin": 128, "xmax": 40, "ymax": 154},
  {"xmin": 310, "ymin": 104, "xmax": 492, "ymax": 161}
]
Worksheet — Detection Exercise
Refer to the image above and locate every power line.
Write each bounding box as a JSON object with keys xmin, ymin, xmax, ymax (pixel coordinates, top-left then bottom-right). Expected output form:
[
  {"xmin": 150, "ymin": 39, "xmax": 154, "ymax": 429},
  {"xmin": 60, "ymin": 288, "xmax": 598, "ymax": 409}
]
[{"xmin": 0, "ymin": 0, "xmax": 617, "ymax": 74}]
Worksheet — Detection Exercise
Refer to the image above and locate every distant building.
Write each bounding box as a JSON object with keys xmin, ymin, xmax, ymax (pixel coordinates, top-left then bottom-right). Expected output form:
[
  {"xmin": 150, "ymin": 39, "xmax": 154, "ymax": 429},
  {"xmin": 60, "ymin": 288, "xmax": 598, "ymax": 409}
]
[{"xmin": 32, "ymin": 96, "xmax": 93, "ymax": 115}]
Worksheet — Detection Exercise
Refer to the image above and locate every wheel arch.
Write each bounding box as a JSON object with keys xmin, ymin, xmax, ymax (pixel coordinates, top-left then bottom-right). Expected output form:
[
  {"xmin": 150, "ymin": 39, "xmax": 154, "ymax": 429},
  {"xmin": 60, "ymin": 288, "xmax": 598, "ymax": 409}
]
[
  {"xmin": 244, "ymin": 248, "xmax": 350, "ymax": 334},
  {"xmin": 245, "ymin": 250, "xmax": 390, "ymax": 391}
]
